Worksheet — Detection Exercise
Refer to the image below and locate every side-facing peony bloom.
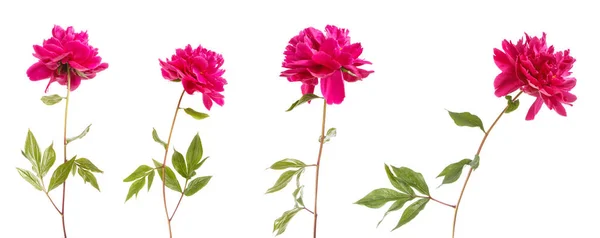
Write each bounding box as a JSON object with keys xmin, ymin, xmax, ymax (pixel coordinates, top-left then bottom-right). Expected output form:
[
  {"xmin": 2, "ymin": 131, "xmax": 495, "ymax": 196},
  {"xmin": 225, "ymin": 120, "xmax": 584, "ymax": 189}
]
[
  {"xmin": 26, "ymin": 25, "xmax": 109, "ymax": 92},
  {"xmin": 280, "ymin": 25, "xmax": 374, "ymax": 104},
  {"xmin": 159, "ymin": 44, "xmax": 227, "ymax": 110},
  {"xmin": 493, "ymin": 32, "xmax": 577, "ymax": 120}
]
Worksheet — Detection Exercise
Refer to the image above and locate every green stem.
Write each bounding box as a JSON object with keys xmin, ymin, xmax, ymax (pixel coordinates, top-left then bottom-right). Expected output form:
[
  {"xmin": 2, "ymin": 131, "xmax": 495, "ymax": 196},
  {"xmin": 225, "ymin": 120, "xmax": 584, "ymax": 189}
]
[
  {"xmin": 60, "ymin": 68, "xmax": 72, "ymax": 238},
  {"xmin": 451, "ymin": 91, "xmax": 523, "ymax": 238},
  {"xmin": 161, "ymin": 90, "xmax": 186, "ymax": 238},
  {"xmin": 312, "ymin": 100, "xmax": 327, "ymax": 238}
]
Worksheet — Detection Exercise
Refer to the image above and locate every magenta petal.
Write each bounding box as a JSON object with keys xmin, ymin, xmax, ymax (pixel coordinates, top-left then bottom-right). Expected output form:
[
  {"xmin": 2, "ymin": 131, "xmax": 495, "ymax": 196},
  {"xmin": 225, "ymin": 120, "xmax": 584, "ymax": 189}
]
[
  {"xmin": 68, "ymin": 73, "xmax": 82, "ymax": 91},
  {"xmin": 203, "ymin": 94, "xmax": 213, "ymax": 110},
  {"xmin": 27, "ymin": 62, "xmax": 53, "ymax": 81},
  {"xmin": 493, "ymin": 48, "xmax": 514, "ymax": 71},
  {"xmin": 181, "ymin": 75, "xmax": 198, "ymax": 95},
  {"xmin": 320, "ymin": 70, "xmax": 345, "ymax": 105},
  {"xmin": 494, "ymin": 72, "xmax": 522, "ymax": 97},
  {"xmin": 526, "ymin": 97, "xmax": 544, "ymax": 120}
]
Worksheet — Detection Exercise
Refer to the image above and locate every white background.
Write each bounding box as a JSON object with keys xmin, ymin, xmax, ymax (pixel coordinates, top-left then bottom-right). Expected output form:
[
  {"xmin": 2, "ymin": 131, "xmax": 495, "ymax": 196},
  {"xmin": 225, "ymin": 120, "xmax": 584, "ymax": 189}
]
[{"xmin": 1, "ymin": 1, "xmax": 598, "ymax": 238}]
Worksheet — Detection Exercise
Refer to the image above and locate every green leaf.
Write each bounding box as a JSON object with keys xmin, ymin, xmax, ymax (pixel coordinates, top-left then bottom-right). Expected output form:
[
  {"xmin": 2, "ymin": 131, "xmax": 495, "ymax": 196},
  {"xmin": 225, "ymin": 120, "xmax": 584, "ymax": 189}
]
[
  {"xmin": 183, "ymin": 108, "xmax": 210, "ymax": 120},
  {"xmin": 295, "ymin": 168, "xmax": 304, "ymax": 188},
  {"xmin": 186, "ymin": 133, "xmax": 203, "ymax": 177},
  {"xmin": 24, "ymin": 129, "xmax": 41, "ymax": 168},
  {"xmin": 447, "ymin": 110, "xmax": 485, "ymax": 133},
  {"xmin": 436, "ymin": 159, "xmax": 472, "ymax": 186},
  {"xmin": 172, "ymin": 150, "xmax": 187, "ymax": 178},
  {"xmin": 273, "ymin": 207, "xmax": 302, "ymax": 236},
  {"xmin": 266, "ymin": 170, "xmax": 298, "ymax": 194},
  {"xmin": 48, "ymin": 158, "xmax": 76, "ymax": 192},
  {"xmin": 392, "ymin": 198, "xmax": 429, "ymax": 231},
  {"xmin": 123, "ymin": 165, "xmax": 153, "ymax": 182},
  {"xmin": 377, "ymin": 196, "xmax": 414, "ymax": 227},
  {"xmin": 384, "ymin": 164, "xmax": 414, "ymax": 195},
  {"xmin": 355, "ymin": 188, "xmax": 412, "ymax": 209},
  {"xmin": 70, "ymin": 156, "xmax": 78, "ymax": 176},
  {"xmin": 269, "ymin": 158, "xmax": 306, "ymax": 170},
  {"xmin": 66, "ymin": 124, "xmax": 91, "ymax": 144},
  {"xmin": 147, "ymin": 169, "xmax": 155, "ymax": 191},
  {"xmin": 184, "ymin": 176, "xmax": 212, "ymax": 196},
  {"xmin": 152, "ymin": 128, "xmax": 167, "ymax": 150},
  {"xmin": 191, "ymin": 156, "xmax": 209, "ymax": 171},
  {"xmin": 40, "ymin": 143, "xmax": 56, "ymax": 177},
  {"xmin": 75, "ymin": 158, "xmax": 103, "ymax": 173},
  {"xmin": 125, "ymin": 176, "xmax": 146, "ymax": 202},
  {"xmin": 505, "ymin": 95, "xmax": 520, "ymax": 114},
  {"xmin": 41, "ymin": 94, "xmax": 63, "ymax": 105},
  {"xmin": 470, "ymin": 155, "xmax": 480, "ymax": 170},
  {"xmin": 286, "ymin": 93, "xmax": 322, "ymax": 112},
  {"xmin": 156, "ymin": 165, "xmax": 182, "ymax": 193},
  {"xmin": 16, "ymin": 168, "xmax": 43, "ymax": 191},
  {"xmin": 292, "ymin": 185, "xmax": 305, "ymax": 207},
  {"xmin": 391, "ymin": 166, "xmax": 430, "ymax": 196},
  {"xmin": 77, "ymin": 168, "xmax": 100, "ymax": 191}
]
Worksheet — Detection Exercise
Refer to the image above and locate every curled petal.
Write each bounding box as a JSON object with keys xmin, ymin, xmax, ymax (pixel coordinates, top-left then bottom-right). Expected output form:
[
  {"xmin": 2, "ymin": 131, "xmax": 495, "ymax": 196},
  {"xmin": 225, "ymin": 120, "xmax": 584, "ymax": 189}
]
[
  {"xmin": 525, "ymin": 97, "xmax": 544, "ymax": 121},
  {"xmin": 320, "ymin": 70, "xmax": 345, "ymax": 105},
  {"xmin": 26, "ymin": 62, "xmax": 53, "ymax": 81}
]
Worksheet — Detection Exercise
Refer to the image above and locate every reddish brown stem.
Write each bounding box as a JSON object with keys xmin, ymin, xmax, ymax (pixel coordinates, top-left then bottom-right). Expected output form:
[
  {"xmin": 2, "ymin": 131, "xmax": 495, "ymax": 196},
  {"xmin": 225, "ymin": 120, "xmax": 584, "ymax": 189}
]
[{"xmin": 312, "ymin": 100, "xmax": 327, "ymax": 238}]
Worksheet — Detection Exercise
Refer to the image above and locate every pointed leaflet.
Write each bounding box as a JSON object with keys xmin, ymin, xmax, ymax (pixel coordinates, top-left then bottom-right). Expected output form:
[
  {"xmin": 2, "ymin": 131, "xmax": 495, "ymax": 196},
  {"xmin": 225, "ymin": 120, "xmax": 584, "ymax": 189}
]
[
  {"xmin": 77, "ymin": 167, "xmax": 100, "ymax": 191},
  {"xmin": 183, "ymin": 108, "xmax": 210, "ymax": 120},
  {"xmin": 392, "ymin": 198, "xmax": 429, "ymax": 231},
  {"xmin": 40, "ymin": 143, "xmax": 56, "ymax": 177},
  {"xmin": 125, "ymin": 176, "xmax": 146, "ymax": 202},
  {"xmin": 286, "ymin": 93, "xmax": 322, "ymax": 112},
  {"xmin": 48, "ymin": 158, "xmax": 76, "ymax": 192},
  {"xmin": 470, "ymin": 155, "xmax": 480, "ymax": 170},
  {"xmin": 320, "ymin": 127, "xmax": 337, "ymax": 143},
  {"xmin": 147, "ymin": 169, "xmax": 155, "ymax": 191},
  {"xmin": 24, "ymin": 129, "xmax": 41, "ymax": 169},
  {"xmin": 191, "ymin": 156, "xmax": 209, "ymax": 171},
  {"xmin": 172, "ymin": 150, "xmax": 187, "ymax": 178},
  {"xmin": 75, "ymin": 158, "xmax": 103, "ymax": 173},
  {"xmin": 292, "ymin": 185, "xmax": 305, "ymax": 207},
  {"xmin": 152, "ymin": 128, "xmax": 167, "ymax": 150},
  {"xmin": 66, "ymin": 124, "xmax": 91, "ymax": 144},
  {"xmin": 123, "ymin": 165, "xmax": 153, "ymax": 182},
  {"xmin": 447, "ymin": 110, "xmax": 485, "ymax": 133},
  {"xmin": 153, "ymin": 159, "xmax": 182, "ymax": 192},
  {"xmin": 355, "ymin": 188, "xmax": 412, "ymax": 209},
  {"xmin": 186, "ymin": 133, "xmax": 203, "ymax": 177},
  {"xmin": 269, "ymin": 158, "xmax": 306, "ymax": 170},
  {"xmin": 70, "ymin": 155, "xmax": 78, "ymax": 176},
  {"xmin": 184, "ymin": 176, "xmax": 212, "ymax": 196},
  {"xmin": 41, "ymin": 94, "xmax": 63, "ymax": 105},
  {"xmin": 437, "ymin": 159, "xmax": 472, "ymax": 186},
  {"xmin": 16, "ymin": 168, "xmax": 43, "ymax": 191},
  {"xmin": 384, "ymin": 164, "xmax": 414, "ymax": 195},
  {"xmin": 273, "ymin": 207, "xmax": 302, "ymax": 236},
  {"xmin": 505, "ymin": 95, "xmax": 520, "ymax": 114},
  {"xmin": 377, "ymin": 196, "xmax": 414, "ymax": 228},
  {"xmin": 391, "ymin": 166, "xmax": 430, "ymax": 196},
  {"xmin": 266, "ymin": 169, "xmax": 298, "ymax": 194}
]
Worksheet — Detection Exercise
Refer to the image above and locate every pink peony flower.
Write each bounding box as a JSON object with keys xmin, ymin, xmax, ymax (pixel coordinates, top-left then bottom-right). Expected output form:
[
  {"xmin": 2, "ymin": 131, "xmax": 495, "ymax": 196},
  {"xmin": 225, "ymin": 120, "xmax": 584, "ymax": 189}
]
[
  {"xmin": 280, "ymin": 25, "xmax": 374, "ymax": 105},
  {"xmin": 159, "ymin": 44, "xmax": 227, "ymax": 110},
  {"xmin": 26, "ymin": 25, "xmax": 108, "ymax": 92},
  {"xmin": 493, "ymin": 33, "xmax": 577, "ymax": 120}
]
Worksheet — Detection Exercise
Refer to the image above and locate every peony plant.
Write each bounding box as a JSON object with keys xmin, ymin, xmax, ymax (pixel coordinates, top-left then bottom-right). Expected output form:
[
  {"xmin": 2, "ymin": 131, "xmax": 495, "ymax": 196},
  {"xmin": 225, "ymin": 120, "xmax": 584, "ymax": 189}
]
[
  {"xmin": 18, "ymin": 25, "xmax": 109, "ymax": 238},
  {"xmin": 355, "ymin": 32, "xmax": 577, "ymax": 237},
  {"xmin": 266, "ymin": 25, "xmax": 374, "ymax": 238},
  {"xmin": 123, "ymin": 44, "xmax": 226, "ymax": 238}
]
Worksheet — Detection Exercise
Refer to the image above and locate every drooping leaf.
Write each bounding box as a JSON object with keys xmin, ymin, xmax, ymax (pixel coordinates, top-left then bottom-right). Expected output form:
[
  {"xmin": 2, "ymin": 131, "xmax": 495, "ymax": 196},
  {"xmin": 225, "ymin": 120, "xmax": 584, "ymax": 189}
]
[
  {"xmin": 123, "ymin": 165, "xmax": 153, "ymax": 182},
  {"xmin": 125, "ymin": 177, "xmax": 146, "ymax": 202},
  {"xmin": 392, "ymin": 198, "xmax": 429, "ymax": 231},
  {"xmin": 266, "ymin": 170, "xmax": 298, "ymax": 194},
  {"xmin": 16, "ymin": 168, "xmax": 43, "ymax": 191},
  {"xmin": 183, "ymin": 108, "xmax": 209, "ymax": 120},
  {"xmin": 447, "ymin": 110, "xmax": 485, "ymax": 133},
  {"xmin": 505, "ymin": 95, "xmax": 520, "ymax": 114},
  {"xmin": 75, "ymin": 158, "xmax": 103, "ymax": 173},
  {"xmin": 24, "ymin": 129, "xmax": 41, "ymax": 167},
  {"xmin": 40, "ymin": 143, "xmax": 56, "ymax": 177},
  {"xmin": 436, "ymin": 159, "xmax": 472, "ymax": 186},
  {"xmin": 66, "ymin": 124, "xmax": 92, "ymax": 144},
  {"xmin": 377, "ymin": 196, "xmax": 414, "ymax": 227},
  {"xmin": 156, "ymin": 165, "xmax": 182, "ymax": 192},
  {"xmin": 286, "ymin": 93, "xmax": 322, "ymax": 112},
  {"xmin": 269, "ymin": 158, "xmax": 306, "ymax": 170},
  {"xmin": 147, "ymin": 169, "xmax": 155, "ymax": 191},
  {"xmin": 48, "ymin": 158, "xmax": 76, "ymax": 192},
  {"xmin": 384, "ymin": 164, "xmax": 414, "ymax": 195},
  {"xmin": 295, "ymin": 168, "xmax": 304, "ymax": 189},
  {"xmin": 77, "ymin": 168, "xmax": 100, "ymax": 191},
  {"xmin": 470, "ymin": 155, "xmax": 480, "ymax": 170},
  {"xmin": 292, "ymin": 185, "xmax": 305, "ymax": 207},
  {"xmin": 184, "ymin": 176, "xmax": 212, "ymax": 196},
  {"xmin": 273, "ymin": 207, "xmax": 302, "ymax": 235},
  {"xmin": 186, "ymin": 133, "xmax": 203, "ymax": 176},
  {"xmin": 391, "ymin": 166, "xmax": 430, "ymax": 196},
  {"xmin": 152, "ymin": 128, "xmax": 167, "ymax": 150},
  {"xmin": 41, "ymin": 94, "xmax": 63, "ymax": 105},
  {"xmin": 355, "ymin": 188, "xmax": 412, "ymax": 209},
  {"xmin": 172, "ymin": 150, "xmax": 187, "ymax": 178},
  {"xmin": 320, "ymin": 127, "xmax": 337, "ymax": 143}
]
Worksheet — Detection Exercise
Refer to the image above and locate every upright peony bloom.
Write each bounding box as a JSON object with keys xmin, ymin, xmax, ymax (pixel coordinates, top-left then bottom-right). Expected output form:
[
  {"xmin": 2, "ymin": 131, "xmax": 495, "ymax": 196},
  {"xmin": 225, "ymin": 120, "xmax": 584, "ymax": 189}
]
[
  {"xmin": 493, "ymin": 33, "xmax": 577, "ymax": 120},
  {"xmin": 280, "ymin": 25, "xmax": 374, "ymax": 104},
  {"xmin": 26, "ymin": 25, "xmax": 109, "ymax": 92},
  {"xmin": 159, "ymin": 44, "xmax": 227, "ymax": 110}
]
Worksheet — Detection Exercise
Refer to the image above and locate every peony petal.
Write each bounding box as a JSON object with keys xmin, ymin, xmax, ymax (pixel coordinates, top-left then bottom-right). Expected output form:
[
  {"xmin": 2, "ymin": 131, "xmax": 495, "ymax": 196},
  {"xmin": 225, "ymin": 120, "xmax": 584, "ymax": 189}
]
[
  {"xmin": 320, "ymin": 70, "xmax": 345, "ymax": 105},
  {"xmin": 202, "ymin": 94, "xmax": 213, "ymax": 110},
  {"xmin": 312, "ymin": 52, "xmax": 341, "ymax": 70},
  {"xmin": 494, "ymin": 72, "xmax": 522, "ymax": 97},
  {"xmin": 525, "ymin": 96, "xmax": 544, "ymax": 120},
  {"xmin": 181, "ymin": 75, "xmax": 199, "ymax": 95},
  {"xmin": 27, "ymin": 62, "xmax": 53, "ymax": 81},
  {"xmin": 68, "ymin": 73, "xmax": 82, "ymax": 91},
  {"xmin": 493, "ymin": 48, "xmax": 514, "ymax": 71}
]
